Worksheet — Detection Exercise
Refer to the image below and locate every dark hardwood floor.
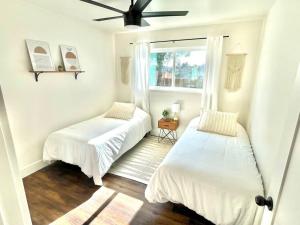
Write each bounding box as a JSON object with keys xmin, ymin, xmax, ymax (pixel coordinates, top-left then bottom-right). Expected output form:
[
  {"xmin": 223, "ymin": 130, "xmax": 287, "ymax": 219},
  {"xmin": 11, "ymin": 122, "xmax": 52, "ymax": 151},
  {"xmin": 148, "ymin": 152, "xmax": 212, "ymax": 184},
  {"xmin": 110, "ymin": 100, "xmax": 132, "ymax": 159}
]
[{"xmin": 23, "ymin": 161, "xmax": 215, "ymax": 225}]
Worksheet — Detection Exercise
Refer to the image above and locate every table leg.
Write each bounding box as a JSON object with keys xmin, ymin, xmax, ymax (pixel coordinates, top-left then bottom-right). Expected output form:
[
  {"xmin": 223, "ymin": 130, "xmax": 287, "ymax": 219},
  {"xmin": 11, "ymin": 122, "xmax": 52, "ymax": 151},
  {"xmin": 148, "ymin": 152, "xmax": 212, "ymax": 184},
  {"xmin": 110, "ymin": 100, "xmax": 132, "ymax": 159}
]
[{"xmin": 158, "ymin": 129, "xmax": 177, "ymax": 144}]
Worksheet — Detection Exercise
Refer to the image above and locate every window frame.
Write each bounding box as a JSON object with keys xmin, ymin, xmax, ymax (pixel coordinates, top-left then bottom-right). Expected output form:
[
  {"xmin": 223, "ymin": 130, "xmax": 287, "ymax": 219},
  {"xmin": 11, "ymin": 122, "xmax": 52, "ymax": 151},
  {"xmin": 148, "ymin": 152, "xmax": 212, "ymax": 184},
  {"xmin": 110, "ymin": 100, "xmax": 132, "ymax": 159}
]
[{"xmin": 149, "ymin": 46, "xmax": 207, "ymax": 93}]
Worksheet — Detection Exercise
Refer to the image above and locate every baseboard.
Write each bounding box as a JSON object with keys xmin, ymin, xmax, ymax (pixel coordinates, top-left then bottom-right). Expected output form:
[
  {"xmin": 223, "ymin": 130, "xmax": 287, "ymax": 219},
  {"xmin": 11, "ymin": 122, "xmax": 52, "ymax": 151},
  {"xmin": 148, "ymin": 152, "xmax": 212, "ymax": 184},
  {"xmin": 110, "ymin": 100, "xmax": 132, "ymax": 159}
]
[
  {"xmin": 150, "ymin": 129, "xmax": 160, "ymax": 136},
  {"xmin": 21, "ymin": 160, "xmax": 50, "ymax": 178}
]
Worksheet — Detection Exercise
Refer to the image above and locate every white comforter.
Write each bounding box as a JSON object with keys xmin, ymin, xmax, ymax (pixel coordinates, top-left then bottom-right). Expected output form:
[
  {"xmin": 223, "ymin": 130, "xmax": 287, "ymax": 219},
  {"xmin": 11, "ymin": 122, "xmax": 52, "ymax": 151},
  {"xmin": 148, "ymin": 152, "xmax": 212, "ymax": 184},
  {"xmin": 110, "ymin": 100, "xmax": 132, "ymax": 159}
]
[
  {"xmin": 43, "ymin": 108, "xmax": 151, "ymax": 185},
  {"xmin": 145, "ymin": 117, "xmax": 264, "ymax": 225}
]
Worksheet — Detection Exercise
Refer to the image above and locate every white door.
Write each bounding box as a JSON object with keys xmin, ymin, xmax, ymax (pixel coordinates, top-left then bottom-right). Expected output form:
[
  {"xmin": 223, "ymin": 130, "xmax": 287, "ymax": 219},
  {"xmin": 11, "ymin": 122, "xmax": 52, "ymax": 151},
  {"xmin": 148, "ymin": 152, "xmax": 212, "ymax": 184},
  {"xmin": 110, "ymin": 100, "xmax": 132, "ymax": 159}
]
[
  {"xmin": 272, "ymin": 125, "xmax": 300, "ymax": 224},
  {"xmin": 259, "ymin": 65, "xmax": 300, "ymax": 225},
  {"xmin": 0, "ymin": 87, "xmax": 32, "ymax": 225},
  {"xmin": 0, "ymin": 210, "xmax": 4, "ymax": 225}
]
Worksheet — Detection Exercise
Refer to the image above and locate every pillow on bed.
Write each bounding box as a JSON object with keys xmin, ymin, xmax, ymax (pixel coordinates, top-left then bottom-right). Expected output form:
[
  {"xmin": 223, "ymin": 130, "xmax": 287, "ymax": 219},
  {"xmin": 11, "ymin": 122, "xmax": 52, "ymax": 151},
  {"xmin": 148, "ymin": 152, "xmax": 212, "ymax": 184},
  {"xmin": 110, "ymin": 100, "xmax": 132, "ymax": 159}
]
[
  {"xmin": 197, "ymin": 110, "xmax": 238, "ymax": 136},
  {"xmin": 105, "ymin": 102, "xmax": 136, "ymax": 120}
]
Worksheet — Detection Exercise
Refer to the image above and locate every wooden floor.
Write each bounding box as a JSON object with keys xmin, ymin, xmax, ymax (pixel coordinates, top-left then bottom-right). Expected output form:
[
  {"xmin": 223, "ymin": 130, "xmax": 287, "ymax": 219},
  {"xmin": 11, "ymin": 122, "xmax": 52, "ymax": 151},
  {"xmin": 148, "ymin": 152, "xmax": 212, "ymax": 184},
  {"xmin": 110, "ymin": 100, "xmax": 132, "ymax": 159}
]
[{"xmin": 23, "ymin": 161, "xmax": 215, "ymax": 225}]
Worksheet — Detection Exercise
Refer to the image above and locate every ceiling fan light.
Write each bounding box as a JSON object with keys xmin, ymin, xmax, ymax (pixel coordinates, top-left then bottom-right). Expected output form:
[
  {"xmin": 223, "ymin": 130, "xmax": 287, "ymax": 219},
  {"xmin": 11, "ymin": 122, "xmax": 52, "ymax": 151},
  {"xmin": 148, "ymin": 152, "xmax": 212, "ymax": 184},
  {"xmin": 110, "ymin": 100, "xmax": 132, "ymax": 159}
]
[{"xmin": 125, "ymin": 24, "xmax": 140, "ymax": 30}]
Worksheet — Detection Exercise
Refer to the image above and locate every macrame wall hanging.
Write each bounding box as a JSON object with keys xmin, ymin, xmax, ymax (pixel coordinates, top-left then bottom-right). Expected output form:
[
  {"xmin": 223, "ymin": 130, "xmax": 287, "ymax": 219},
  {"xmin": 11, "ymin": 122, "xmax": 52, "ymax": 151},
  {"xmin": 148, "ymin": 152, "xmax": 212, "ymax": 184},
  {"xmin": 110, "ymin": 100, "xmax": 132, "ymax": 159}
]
[
  {"xmin": 120, "ymin": 56, "xmax": 132, "ymax": 85},
  {"xmin": 225, "ymin": 53, "xmax": 247, "ymax": 91}
]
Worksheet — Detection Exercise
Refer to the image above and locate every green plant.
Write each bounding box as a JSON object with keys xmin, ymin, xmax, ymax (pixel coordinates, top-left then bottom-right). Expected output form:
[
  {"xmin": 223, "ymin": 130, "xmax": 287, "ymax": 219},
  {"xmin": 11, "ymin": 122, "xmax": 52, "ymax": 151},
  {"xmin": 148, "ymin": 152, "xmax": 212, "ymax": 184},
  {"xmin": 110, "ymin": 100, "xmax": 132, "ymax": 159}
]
[
  {"xmin": 58, "ymin": 65, "xmax": 64, "ymax": 72},
  {"xmin": 162, "ymin": 109, "xmax": 169, "ymax": 119}
]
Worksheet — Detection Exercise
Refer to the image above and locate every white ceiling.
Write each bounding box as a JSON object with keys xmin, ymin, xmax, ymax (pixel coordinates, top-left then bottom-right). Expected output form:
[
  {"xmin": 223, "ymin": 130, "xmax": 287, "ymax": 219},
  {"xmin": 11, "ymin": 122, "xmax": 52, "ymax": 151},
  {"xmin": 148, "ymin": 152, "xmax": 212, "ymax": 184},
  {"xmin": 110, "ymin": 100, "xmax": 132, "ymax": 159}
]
[{"xmin": 28, "ymin": 0, "xmax": 276, "ymax": 33}]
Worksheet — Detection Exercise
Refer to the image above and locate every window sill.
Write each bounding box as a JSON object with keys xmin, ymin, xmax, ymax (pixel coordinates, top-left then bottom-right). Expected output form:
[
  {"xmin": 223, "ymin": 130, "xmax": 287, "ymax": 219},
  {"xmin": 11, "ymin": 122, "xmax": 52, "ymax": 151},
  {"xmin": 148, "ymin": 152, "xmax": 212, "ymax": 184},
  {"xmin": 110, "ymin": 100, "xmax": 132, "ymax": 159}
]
[{"xmin": 149, "ymin": 86, "xmax": 202, "ymax": 94}]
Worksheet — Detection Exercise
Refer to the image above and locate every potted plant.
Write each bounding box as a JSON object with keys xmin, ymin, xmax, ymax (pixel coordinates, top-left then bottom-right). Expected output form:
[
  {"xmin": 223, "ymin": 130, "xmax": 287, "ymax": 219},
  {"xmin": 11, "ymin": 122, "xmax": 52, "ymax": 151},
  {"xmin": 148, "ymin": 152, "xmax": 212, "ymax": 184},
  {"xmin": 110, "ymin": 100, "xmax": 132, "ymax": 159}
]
[
  {"xmin": 58, "ymin": 65, "xmax": 64, "ymax": 72},
  {"xmin": 162, "ymin": 109, "xmax": 170, "ymax": 121}
]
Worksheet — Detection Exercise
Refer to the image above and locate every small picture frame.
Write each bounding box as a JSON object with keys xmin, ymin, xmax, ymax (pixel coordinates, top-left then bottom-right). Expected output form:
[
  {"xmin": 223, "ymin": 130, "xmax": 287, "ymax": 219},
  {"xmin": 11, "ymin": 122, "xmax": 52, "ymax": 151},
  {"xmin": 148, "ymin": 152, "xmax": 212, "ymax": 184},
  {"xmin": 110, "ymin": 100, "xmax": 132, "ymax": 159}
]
[
  {"xmin": 26, "ymin": 39, "xmax": 55, "ymax": 71},
  {"xmin": 60, "ymin": 45, "xmax": 81, "ymax": 71}
]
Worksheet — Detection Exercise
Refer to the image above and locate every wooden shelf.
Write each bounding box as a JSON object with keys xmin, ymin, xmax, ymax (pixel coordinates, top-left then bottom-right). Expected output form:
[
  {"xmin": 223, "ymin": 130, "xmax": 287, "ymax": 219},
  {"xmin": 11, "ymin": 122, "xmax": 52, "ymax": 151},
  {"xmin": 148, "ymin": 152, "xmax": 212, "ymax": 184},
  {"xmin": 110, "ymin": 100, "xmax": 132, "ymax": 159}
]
[{"xmin": 29, "ymin": 70, "xmax": 85, "ymax": 82}]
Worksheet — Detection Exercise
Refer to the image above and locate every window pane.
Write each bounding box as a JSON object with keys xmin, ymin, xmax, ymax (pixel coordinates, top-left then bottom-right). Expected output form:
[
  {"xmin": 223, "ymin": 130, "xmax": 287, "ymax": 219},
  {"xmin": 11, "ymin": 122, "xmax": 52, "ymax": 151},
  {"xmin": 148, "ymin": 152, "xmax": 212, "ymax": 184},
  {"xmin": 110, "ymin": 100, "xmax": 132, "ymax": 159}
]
[
  {"xmin": 175, "ymin": 50, "xmax": 206, "ymax": 89},
  {"xmin": 150, "ymin": 52, "xmax": 174, "ymax": 87}
]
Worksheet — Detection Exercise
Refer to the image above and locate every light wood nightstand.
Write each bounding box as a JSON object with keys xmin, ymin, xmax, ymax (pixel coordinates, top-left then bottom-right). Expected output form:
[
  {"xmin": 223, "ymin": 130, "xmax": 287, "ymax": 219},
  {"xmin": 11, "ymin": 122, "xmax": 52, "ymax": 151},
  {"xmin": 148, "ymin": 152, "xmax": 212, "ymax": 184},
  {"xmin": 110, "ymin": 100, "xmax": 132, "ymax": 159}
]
[{"xmin": 158, "ymin": 118, "xmax": 179, "ymax": 144}]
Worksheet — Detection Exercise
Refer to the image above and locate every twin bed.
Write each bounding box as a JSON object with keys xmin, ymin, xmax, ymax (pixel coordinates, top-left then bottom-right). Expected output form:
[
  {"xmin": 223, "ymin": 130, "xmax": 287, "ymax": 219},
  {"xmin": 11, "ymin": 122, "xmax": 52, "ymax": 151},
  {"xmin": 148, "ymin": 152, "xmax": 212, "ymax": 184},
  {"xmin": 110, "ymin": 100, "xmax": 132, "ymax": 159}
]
[
  {"xmin": 43, "ymin": 105, "xmax": 263, "ymax": 225},
  {"xmin": 43, "ymin": 107, "xmax": 151, "ymax": 185},
  {"xmin": 145, "ymin": 117, "xmax": 264, "ymax": 225}
]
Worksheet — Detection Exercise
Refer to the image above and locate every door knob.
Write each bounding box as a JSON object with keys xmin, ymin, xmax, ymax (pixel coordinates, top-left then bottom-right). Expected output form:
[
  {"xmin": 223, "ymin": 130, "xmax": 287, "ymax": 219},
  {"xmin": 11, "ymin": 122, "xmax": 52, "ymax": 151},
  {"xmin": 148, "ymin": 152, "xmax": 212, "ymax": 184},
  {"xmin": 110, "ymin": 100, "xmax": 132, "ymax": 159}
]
[{"xmin": 255, "ymin": 195, "xmax": 273, "ymax": 211}]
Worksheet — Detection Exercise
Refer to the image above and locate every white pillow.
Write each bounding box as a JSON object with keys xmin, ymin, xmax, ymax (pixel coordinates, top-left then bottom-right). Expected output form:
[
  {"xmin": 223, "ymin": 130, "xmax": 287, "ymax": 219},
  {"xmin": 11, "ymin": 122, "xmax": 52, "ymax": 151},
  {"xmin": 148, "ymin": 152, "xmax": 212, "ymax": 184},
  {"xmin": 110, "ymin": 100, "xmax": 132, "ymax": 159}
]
[
  {"xmin": 105, "ymin": 102, "xmax": 136, "ymax": 120},
  {"xmin": 197, "ymin": 110, "xmax": 238, "ymax": 136}
]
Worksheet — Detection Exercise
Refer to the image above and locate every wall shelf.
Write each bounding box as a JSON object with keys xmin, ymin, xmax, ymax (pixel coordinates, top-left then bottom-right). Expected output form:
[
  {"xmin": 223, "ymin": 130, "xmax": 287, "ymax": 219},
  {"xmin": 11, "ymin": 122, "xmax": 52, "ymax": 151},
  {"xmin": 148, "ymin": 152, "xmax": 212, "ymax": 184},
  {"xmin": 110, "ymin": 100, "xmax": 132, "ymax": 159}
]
[{"xmin": 29, "ymin": 71, "xmax": 85, "ymax": 82}]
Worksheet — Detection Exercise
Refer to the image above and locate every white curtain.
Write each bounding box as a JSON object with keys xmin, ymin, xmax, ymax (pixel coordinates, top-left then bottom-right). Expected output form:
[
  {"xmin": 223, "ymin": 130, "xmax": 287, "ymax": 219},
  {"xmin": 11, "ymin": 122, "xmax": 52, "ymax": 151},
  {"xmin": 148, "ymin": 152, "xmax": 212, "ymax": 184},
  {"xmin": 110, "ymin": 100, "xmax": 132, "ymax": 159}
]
[
  {"xmin": 201, "ymin": 36, "xmax": 224, "ymax": 111},
  {"xmin": 132, "ymin": 42, "xmax": 150, "ymax": 113}
]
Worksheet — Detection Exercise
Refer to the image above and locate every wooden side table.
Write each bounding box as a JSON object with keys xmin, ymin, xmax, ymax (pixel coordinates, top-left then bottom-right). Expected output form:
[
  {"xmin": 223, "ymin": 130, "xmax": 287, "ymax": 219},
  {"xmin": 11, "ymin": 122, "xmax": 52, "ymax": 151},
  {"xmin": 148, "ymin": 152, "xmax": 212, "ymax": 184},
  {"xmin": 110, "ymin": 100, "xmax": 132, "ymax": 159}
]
[{"xmin": 158, "ymin": 118, "xmax": 179, "ymax": 144}]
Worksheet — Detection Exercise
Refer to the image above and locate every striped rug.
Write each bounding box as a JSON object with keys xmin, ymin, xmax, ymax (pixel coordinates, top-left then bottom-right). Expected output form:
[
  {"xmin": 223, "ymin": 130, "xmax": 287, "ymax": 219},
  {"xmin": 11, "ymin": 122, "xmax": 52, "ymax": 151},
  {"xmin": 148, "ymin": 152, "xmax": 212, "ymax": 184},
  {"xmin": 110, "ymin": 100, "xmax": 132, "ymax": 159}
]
[{"xmin": 109, "ymin": 136, "xmax": 172, "ymax": 184}]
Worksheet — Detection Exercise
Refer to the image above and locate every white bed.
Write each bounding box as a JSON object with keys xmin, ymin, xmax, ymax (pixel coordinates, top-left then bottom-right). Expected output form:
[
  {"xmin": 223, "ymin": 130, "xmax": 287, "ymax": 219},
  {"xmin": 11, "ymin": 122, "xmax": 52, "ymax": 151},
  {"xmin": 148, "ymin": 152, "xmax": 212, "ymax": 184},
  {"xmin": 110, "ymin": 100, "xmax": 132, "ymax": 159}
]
[
  {"xmin": 43, "ymin": 107, "xmax": 151, "ymax": 185},
  {"xmin": 145, "ymin": 117, "xmax": 264, "ymax": 225}
]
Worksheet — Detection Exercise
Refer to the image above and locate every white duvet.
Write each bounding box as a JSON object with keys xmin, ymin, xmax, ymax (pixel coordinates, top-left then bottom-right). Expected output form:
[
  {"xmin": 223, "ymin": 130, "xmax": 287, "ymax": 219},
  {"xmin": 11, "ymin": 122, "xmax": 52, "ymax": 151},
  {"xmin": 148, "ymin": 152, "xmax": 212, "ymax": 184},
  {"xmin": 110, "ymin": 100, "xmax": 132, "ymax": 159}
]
[
  {"xmin": 145, "ymin": 117, "xmax": 264, "ymax": 225},
  {"xmin": 43, "ymin": 108, "xmax": 151, "ymax": 185}
]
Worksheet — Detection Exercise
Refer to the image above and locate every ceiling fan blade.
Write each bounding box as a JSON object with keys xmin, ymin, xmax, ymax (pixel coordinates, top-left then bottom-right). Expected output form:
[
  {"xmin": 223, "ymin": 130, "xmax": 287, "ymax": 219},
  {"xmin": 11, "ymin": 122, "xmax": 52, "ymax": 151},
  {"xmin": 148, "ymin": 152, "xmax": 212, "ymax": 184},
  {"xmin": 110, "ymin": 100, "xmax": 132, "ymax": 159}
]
[
  {"xmin": 80, "ymin": 0, "xmax": 124, "ymax": 14},
  {"xmin": 93, "ymin": 16, "xmax": 123, "ymax": 21},
  {"xmin": 141, "ymin": 19, "xmax": 150, "ymax": 27},
  {"xmin": 132, "ymin": 0, "xmax": 152, "ymax": 12},
  {"xmin": 142, "ymin": 11, "xmax": 189, "ymax": 18}
]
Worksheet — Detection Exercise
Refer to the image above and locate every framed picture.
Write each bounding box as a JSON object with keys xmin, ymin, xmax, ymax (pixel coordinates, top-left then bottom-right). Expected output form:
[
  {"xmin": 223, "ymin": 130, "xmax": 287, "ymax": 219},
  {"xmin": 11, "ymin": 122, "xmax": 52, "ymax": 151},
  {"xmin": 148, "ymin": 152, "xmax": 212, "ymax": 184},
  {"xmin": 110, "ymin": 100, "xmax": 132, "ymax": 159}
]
[
  {"xmin": 26, "ymin": 39, "xmax": 55, "ymax": 71},
  {"xmin": 60, "ymin": 45, "xmax": 81, "ymax": 71}
]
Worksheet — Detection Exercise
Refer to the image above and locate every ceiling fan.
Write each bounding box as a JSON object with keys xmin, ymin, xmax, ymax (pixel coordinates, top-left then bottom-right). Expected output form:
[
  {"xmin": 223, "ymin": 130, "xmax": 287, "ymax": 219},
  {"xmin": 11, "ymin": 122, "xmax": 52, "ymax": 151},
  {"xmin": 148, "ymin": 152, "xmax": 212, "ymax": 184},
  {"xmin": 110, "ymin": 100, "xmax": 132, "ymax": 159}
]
[{"xmin": 80, "ymin": 0, "xmax": 189, "ymax": 29}]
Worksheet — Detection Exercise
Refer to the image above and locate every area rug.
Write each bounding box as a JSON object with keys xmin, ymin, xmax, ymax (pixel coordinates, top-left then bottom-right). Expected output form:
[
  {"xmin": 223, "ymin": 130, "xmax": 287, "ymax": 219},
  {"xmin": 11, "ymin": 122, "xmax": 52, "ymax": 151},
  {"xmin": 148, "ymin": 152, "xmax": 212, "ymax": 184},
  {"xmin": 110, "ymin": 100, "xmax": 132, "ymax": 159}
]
[
  {"xmin": 50, "ymin": 187, "xmax": 143, "ymax": 225},
  {"xmin": 108, "ymin": 136, "xmax": 172, "ymax": 184}
]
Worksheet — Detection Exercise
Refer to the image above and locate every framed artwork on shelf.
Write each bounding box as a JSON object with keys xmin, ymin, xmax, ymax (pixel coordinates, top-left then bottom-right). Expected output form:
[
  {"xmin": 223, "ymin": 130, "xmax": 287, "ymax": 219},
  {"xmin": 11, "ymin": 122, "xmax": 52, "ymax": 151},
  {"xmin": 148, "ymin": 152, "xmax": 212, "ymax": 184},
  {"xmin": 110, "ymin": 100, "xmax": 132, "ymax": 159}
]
[
  {"xmin": 60, "ymin": 45, "xmax": 81, "ymax": 71},
  {"xmin": 25, "ymin": 39, "xmax": 55, "ymax": 72}
]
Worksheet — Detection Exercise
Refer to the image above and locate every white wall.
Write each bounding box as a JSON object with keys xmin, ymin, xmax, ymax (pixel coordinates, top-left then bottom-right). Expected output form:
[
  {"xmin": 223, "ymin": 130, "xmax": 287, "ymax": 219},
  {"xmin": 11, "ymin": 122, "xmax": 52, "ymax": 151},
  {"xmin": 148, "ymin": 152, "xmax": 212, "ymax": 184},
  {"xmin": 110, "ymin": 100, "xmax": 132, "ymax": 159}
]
[
  {"xmin": 114, "ymin": 20, "xmax": 263, "ymax": 136},
  {"xmin": 0, "ymin": 0, "xmax": 116, "ymax": 175},
  {"xmin": 248, "ymin": 0, "xmax": 300, "ymax": 192}
]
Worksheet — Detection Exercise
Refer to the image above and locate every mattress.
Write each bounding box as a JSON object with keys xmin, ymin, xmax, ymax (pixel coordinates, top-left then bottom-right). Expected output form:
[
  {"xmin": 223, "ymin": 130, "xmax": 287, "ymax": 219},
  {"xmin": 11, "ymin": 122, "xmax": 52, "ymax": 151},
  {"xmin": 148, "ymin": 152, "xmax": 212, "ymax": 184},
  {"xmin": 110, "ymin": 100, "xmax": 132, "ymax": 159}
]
[
  {"xmin": 145, "ymin": 117, "xmax": 264, "ymax": 225},
  {"xmin": 43, "ymin": 107, "xmax": 151, "ymax": 185}
]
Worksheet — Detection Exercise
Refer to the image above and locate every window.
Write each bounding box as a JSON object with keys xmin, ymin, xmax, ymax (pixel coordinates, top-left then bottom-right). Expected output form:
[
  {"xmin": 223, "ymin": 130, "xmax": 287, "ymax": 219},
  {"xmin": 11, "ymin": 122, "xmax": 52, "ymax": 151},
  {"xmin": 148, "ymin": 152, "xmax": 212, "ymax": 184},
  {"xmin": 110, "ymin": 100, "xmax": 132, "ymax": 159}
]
[{"xmin": 149, "ymin": 47, "xmax": 206, "ymax": 90}]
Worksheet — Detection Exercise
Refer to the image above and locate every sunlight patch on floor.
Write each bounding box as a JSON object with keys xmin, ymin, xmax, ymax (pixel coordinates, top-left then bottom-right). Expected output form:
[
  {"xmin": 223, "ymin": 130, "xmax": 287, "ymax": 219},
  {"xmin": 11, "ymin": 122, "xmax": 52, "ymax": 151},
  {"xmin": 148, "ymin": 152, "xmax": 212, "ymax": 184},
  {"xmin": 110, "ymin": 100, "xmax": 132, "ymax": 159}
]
[{"xmin": 50, "ymin": 187, "xmax": 143, "ymax": 225}]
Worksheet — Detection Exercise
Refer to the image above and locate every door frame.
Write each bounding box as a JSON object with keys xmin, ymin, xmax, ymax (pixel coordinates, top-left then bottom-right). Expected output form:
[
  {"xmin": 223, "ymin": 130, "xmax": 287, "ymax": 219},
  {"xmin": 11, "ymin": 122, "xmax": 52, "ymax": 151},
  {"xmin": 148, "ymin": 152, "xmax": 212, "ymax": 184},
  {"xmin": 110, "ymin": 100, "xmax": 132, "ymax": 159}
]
[
  {"xmin": 260, "ymin": 64, "xmax": 300, "ymax": 225},
  {"xmin": 0, "ymin": 86, "xmax": 32, "ymax": 225}
]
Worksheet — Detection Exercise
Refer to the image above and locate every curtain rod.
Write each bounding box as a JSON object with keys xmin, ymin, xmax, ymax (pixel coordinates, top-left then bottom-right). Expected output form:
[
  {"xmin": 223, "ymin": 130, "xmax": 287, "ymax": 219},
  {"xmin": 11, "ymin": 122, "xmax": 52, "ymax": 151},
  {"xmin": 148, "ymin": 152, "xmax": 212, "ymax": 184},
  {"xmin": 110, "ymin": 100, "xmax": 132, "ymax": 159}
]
[{"xmin": 129, "ymin": 35, "xmax": 229, "ymax": 45}]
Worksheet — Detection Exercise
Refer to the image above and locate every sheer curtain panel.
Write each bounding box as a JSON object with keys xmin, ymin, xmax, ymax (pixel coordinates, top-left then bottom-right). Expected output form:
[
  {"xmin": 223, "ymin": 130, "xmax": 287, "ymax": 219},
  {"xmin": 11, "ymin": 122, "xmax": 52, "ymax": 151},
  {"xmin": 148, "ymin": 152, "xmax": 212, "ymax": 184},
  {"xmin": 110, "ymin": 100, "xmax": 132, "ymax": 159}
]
[
  {"xmin": 201, "ymin": 36, "xmax": 224, "ymax": 111},
  {"xmin": 132, "ymin": 42, "xmax": 151, "ymax": 113}
]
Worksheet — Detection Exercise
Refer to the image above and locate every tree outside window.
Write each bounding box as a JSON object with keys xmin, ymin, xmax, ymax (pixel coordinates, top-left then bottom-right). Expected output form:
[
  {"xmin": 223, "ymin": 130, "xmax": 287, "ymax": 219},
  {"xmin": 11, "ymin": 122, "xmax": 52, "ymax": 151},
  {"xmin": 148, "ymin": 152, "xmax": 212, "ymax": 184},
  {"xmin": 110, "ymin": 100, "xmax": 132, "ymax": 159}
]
[{"xmin": 150, "ymin": 48, "xmax": 206, "ymax": 89}]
